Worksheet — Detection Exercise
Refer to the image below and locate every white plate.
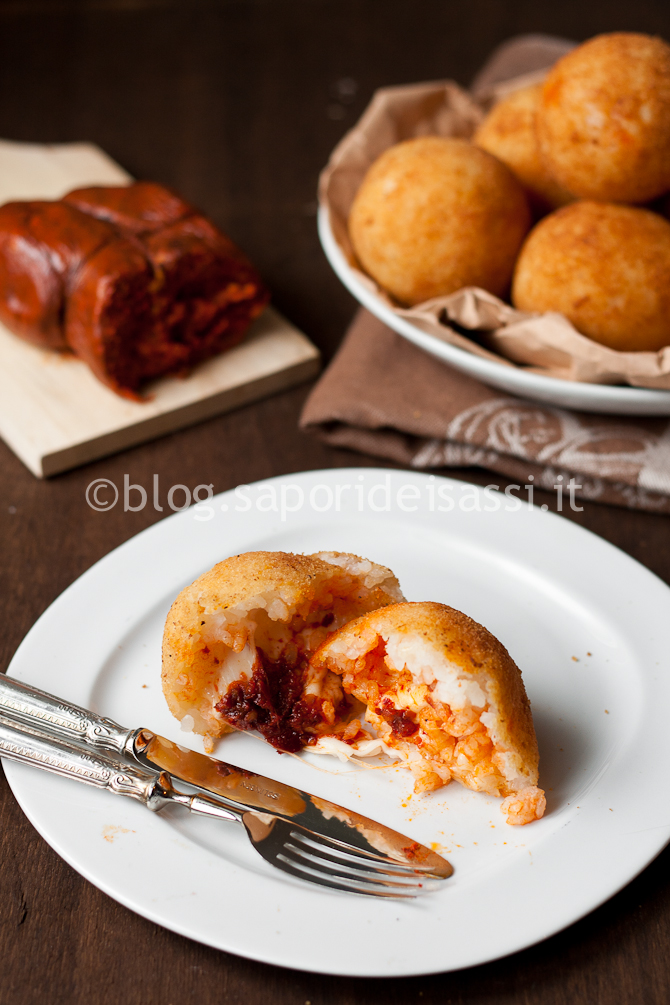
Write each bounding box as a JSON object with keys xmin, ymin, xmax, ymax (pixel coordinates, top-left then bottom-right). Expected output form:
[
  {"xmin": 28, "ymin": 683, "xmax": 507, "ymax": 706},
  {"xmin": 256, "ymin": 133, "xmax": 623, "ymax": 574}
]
[
  {"xmin": 319, "ymin": 207, "xmax": 670, "ymax": 416},
  {"xmin": 5, "ymin": 468, "xmax": 670, "ymax": 976}
]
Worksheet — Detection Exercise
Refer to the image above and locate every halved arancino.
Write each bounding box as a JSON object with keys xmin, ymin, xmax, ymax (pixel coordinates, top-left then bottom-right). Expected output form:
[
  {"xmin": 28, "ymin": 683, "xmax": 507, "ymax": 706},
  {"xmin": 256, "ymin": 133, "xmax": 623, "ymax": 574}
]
[
  {"xmin": 311, "ymin": 601, "xmax": 545, "ymax": 825},
  {"xmin": 161, "ymin": 550, "xmax": 403, "ymax": 752}
]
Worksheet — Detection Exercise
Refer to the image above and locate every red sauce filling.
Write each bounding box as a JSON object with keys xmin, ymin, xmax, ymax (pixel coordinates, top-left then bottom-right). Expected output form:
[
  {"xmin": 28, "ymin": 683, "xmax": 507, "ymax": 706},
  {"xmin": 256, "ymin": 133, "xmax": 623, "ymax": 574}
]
[
  {"xmin": 375, "ymin": 697, "xmax": 419, "ymax": 738},
  {"xmin": 215, "ymin": 648, "xmax": 344, "ymax": 753}
]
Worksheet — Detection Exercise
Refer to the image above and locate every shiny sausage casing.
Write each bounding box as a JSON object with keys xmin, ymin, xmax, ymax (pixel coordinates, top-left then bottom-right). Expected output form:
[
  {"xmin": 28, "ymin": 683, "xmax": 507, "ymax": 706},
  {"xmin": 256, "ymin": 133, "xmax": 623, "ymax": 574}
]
[
  {"xmin": 0, "ymin": 183, "xmax": 269, "ymax": 395},
  {"xmin": 0, "ymin": 201, "xmax": 117, "ymax": 349}
]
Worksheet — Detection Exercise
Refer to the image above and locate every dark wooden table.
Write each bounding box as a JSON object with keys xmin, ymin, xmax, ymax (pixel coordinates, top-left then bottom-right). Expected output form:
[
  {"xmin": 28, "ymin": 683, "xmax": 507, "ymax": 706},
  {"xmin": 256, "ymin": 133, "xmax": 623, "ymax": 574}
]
[{"xmin": 2, "ymin": 2, "xmax": 670, "ymax": 1002}]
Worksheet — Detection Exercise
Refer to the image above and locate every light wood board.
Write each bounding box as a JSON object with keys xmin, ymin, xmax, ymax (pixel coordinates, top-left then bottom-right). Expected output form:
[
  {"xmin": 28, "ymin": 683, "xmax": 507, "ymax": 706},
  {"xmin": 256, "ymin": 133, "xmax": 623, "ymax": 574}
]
[{"xmin": 0, "ymin": 140, "xmax": 320, "ymax": 477}]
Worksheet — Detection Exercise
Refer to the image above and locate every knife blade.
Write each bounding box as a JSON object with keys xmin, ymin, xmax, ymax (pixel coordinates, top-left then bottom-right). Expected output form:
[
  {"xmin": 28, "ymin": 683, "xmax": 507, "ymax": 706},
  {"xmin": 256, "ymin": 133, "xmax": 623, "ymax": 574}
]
[{"xmin": 0, "ymin": 674, "xmax": 452, "ymax": 877}]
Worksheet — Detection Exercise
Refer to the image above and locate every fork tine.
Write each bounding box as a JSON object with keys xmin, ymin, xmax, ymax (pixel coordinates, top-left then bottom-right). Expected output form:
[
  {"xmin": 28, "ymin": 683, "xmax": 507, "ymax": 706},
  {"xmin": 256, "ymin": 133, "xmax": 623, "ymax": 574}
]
[
  {"xmin": 274, "ymin": 852, "xmax": 424, "ymax": 898},
  {"xmin": 283, "ymin": 840, "xmax": 440, "ymax": 891},
  {"xmin": 289, "ymin": 829, "xmax": 444, "ymax": 878},
  {"xmin": 288, "ymin": 825, "xmax": 446, "ymax": 878},
  {"xmin": 242, "ymin": 811, "xmax": 449, "ymax": 895}
]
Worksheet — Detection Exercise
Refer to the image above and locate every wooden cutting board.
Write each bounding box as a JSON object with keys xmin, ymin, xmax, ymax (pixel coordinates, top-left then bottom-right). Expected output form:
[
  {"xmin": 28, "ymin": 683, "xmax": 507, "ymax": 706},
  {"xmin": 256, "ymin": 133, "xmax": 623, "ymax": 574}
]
[{"xmin": 0, "ymin": 140, "xmax": 320, "ymax": 477}]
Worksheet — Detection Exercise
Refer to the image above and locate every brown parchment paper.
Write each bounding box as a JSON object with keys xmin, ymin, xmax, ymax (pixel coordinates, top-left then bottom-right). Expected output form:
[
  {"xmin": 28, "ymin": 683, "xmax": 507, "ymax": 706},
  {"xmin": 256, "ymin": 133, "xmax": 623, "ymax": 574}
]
[{"xmin": 318, "ymin": 37, "xmax": 670, "ymax": 391}]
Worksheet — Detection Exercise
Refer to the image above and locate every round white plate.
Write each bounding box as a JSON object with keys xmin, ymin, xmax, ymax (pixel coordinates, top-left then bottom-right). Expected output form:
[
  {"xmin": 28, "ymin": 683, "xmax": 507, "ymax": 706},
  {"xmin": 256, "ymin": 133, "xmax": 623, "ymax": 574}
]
[
  {"xmin": 319, "ymin": 206, "xmax": 670, "ymax": 416},
  {"xmin": 5, "ymin": 468, "xmax": 670, "ymax": 976}
]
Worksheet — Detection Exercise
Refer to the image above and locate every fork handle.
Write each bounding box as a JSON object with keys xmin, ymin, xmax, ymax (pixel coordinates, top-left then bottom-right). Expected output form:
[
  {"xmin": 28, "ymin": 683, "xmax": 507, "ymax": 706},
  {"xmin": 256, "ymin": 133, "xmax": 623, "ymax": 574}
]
[{"xmin": 0, "ymin": 674, "xmax": 132, "ymax": 755}]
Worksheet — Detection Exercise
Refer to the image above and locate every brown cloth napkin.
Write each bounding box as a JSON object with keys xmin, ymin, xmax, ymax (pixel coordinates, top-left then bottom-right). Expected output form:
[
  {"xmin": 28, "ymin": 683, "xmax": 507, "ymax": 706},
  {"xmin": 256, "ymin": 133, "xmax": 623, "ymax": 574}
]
[{"xmin": 300, "ymin": 310, "xmax": 670, "ymax": 513}]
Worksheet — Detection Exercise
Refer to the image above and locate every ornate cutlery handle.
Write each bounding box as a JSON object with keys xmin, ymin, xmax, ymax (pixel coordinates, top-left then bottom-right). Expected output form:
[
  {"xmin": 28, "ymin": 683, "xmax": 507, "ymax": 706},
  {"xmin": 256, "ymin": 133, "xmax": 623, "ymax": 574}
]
[
  {"xmin": 0, "ymin": 712, "xmax": 244, "ymax": 823},
  {"xmin": 0, "ymin": 674, "xmax": 132, "ymax": 755},
  {"xmin": 0, "ymin": 713, "xmax": 157, "ymax": 802}
]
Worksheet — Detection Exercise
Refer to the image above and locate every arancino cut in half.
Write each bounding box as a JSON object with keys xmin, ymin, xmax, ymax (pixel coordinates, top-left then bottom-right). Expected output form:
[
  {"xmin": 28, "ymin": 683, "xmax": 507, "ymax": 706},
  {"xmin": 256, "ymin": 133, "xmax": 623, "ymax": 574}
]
[
  {"xmin": 310, "ymin": 601, "xmax": 545, "ymax": 825},
  {"xmin": 161, "ymin": 550, "xmax": 404, "ymax": 753}
]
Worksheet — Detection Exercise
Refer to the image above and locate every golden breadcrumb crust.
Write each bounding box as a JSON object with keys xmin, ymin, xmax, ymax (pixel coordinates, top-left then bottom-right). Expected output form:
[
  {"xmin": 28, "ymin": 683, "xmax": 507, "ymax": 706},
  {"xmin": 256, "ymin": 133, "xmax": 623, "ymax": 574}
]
[
  {"xmin": 512, "ymin": 200, "xmax": 670, "ymax": 352},
  {"xmin": 162, "ymin": 550, "xmax": 401, "ymax": 736},
  {"xmin": 348, "ymin": 136, "xmax": 531, "ymax": 305},
  {"xmin": 537, "ymin": 32, "xmax": 670, "ymax": 203},
  {"xmin": 473, "ymin": 84, "xmax": 574, "ymax": 214},
  {"xmin": 312, "ymin": 601, "xmax": 540, "ymax": 791}
]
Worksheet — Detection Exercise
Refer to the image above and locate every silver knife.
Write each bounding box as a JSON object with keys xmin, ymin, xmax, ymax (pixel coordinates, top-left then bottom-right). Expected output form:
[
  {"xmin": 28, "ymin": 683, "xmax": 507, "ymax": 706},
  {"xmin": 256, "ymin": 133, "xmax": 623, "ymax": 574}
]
[
  {"xmin": 0, "ymin": 710, "xmax": 449, "ymax": 897},
  {"xmin": 0, "ymin": 673, "xmax": 451, "ymax": 878}
]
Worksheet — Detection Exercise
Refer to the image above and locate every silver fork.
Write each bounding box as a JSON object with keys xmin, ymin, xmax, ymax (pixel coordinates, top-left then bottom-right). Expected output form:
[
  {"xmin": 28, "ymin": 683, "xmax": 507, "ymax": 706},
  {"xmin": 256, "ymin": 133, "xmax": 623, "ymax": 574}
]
[{"xmin": 0, "ymin": 713, "xmax": 444, "ymax": 898}]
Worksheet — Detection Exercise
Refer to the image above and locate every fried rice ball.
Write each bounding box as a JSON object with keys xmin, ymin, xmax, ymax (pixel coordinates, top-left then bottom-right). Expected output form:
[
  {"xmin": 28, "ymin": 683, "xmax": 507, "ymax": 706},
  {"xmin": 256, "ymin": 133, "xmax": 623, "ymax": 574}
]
[
  {"xmin": 537, "ymin": 32, "xmax": 670, "ymax": 203},
  {"xmin": 348, "ymin": 136, "xmax": 531, "ymax": 306},
  {"xmin": 311, "ymin": 601, "xmax": 545, "ymax": 825},
  {"xmin": 473, "ymin": 84, "xmax": 574, "ymax": 215},
  {"xmin": 512, "ymin": 201, "xmax": 670, "ymax": 352},
  {"xmin": 162, "ymin": 550, "xmax": 403, "ymax": 751}
]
